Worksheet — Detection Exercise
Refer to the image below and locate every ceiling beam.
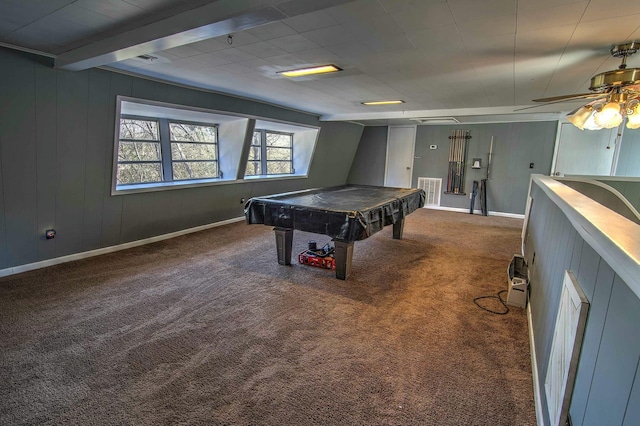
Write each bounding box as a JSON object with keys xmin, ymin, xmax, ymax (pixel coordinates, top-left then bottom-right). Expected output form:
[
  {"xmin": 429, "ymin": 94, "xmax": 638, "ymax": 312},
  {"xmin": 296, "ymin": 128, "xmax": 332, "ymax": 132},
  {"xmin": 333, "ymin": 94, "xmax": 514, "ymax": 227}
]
[{"xmin": 55, "ymin": 0, "xmax": 356, "ymax": 71}]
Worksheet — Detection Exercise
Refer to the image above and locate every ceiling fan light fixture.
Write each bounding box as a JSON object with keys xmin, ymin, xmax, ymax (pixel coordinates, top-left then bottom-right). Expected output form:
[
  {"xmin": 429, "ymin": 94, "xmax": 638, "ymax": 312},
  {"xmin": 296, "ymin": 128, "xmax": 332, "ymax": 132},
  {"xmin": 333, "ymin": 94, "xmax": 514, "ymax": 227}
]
[
  {"xmin": 594, "ymin": 101, "xmax": 623, "ymax": 128},
  {"xmin": 626, "ymin": 106, "xmax": 640, "ymax": 129},
  {"xmin": 567, "ymin": 105, "xmax": 595, "ymax": 130}
]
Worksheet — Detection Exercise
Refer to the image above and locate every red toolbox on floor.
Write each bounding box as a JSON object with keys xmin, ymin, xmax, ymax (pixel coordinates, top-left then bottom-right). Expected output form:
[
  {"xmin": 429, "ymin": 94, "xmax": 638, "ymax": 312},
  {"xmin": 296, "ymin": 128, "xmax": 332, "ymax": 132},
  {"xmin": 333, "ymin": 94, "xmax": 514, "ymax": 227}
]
[{"xmin": 298, "ymin": 250, "xmax": 336, "ymax": 270}]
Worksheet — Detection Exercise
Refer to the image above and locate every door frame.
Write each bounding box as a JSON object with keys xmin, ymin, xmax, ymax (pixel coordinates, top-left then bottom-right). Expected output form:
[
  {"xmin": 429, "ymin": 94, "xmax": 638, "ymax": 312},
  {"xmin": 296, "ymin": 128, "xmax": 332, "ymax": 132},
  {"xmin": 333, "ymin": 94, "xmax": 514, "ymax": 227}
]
[{"xmin": 384, "ymin": 125, "xmax": 416, "ymax": 188}]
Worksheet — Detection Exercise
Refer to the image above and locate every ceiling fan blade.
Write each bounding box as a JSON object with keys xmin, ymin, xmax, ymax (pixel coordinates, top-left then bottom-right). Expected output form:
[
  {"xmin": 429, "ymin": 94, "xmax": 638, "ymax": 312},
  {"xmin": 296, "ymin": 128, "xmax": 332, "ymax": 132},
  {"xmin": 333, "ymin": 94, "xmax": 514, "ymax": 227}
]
[{"xmin": 532, "ymin": 92, "xmax": 605, "ymax": 103}]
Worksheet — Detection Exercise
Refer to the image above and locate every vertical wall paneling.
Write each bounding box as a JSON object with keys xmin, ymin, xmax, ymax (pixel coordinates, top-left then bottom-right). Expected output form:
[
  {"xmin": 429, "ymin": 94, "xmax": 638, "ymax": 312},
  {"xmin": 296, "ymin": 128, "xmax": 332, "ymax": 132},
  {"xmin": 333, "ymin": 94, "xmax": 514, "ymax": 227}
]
[
  {"xmin": 409, "ymin": 122, "xmax": 557, "ymax": 214},
  {"xmin": 347, "ymin": 126, "xmax": 387, "ymax": 186},
  {"xmin": 0, "ymin": 48, "xmax": 364, "ymax": 271},
  {"xmin": 1, "ymin": 51, "xmax": 38, "ymax": 266},
  {"xmin": 119, "ymin": 195, "xmax": 143, "ymax": 244},
  {"xmin": 101, "ymin": 73, "xmax": 132, "ymax": 248},
  {"xmin": 582, "ymin": 275, "xmax": 640, "ymax": 425},
  {"xmin": 0, "ymin": 143, "xmax": 5, "ymax": 269},
  {"xmin": 34, "ymin": 59, "xmax": 58, "ymax": 261},
  {"xmin": 55, "ymin": 69, "xmax": 89, "ymax": 257},
  {"xmin": 623, "ymin": 361, "xmax": 640, "ymax": 425},
  {"xmin": 569, "ymin": 261, "xmax": 615, "ymax": 425},
  {"xmin": 83, "ymin": 69, "xmax": 111, "ymax": 251}
]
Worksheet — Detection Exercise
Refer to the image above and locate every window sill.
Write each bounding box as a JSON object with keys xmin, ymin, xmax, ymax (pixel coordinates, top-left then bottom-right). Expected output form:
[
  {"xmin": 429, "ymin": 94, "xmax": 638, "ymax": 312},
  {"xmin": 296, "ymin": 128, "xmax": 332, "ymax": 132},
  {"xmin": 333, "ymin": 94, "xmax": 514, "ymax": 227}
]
[{"xmin": 112, "ymin": 174, "xmax": 309, "ymax": 195}]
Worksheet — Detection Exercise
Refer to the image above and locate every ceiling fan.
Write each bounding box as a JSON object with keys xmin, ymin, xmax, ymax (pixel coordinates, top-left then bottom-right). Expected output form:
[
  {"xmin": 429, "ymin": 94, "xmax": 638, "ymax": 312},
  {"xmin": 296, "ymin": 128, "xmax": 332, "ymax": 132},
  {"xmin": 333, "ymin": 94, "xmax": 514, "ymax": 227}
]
[{"xmin": 532, "ymin": 41, "xmax": 640, "ymax": 130}]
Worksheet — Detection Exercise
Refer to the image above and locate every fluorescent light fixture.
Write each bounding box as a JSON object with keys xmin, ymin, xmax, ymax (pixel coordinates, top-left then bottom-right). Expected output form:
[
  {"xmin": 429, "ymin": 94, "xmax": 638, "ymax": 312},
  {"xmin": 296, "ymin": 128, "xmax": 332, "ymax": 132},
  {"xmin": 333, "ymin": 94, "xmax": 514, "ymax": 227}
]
[
  {"xmin": 278, "ymin": 64, "xmax": 341, "ymax": 77},
  {"xmin": 362, "ymin": 100, "xmax": 405, "ymax": 106}
]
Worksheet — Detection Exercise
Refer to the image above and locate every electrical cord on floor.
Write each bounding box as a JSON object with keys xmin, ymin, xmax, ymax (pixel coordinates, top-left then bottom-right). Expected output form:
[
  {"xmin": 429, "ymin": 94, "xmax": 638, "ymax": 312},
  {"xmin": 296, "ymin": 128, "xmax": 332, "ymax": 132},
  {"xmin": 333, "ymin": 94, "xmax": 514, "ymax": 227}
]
[{"xmin": 473, "ymin": 290, "xmax": 509, "ymax": 315}]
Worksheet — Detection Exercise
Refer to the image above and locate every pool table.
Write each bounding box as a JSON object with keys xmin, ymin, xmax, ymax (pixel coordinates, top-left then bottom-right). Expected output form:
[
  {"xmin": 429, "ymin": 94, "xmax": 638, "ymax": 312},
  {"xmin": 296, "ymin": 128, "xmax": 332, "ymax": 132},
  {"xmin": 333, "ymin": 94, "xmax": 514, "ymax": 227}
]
[{"xmin": 244, "ymin": 185, "xmax": 426, "ymax": 279}]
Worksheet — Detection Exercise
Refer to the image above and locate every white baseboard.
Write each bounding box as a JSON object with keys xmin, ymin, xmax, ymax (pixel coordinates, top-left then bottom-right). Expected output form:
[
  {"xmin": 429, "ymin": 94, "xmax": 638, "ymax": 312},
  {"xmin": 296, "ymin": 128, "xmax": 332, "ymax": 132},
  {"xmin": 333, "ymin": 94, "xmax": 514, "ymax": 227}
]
[
  {"xmin": 424, "ymin": 205, "xmax": 525, "ymax": 219},
  {"xmin": 528, "ymin": 303, "xmax": 545, "ymax": 426},
  {"xmin": 0, "ymin": 216, "xmax": 245, "ymax": 278}
]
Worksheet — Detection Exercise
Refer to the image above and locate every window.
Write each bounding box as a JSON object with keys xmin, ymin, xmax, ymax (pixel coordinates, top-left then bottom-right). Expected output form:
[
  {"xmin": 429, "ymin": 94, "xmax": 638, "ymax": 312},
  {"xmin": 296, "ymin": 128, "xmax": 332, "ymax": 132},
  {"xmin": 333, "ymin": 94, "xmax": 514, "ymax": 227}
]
[
  {"xmin": 117, "ymin": 119, "xmax": 163, "ymax": 184},
  {"xmin": 169, "ymin": 122, "xmax": 219, "ymax": 180},
  {"xmin": 116, "ymin": 117, "xmax": 219, "ymax": 187},
  {"xmin": 246, "ymin": 130, "xmax": 294, "ymax": 176},
  {"xmin": 114, "ymin": 97, "xmax": 320, "ymax": 194}
]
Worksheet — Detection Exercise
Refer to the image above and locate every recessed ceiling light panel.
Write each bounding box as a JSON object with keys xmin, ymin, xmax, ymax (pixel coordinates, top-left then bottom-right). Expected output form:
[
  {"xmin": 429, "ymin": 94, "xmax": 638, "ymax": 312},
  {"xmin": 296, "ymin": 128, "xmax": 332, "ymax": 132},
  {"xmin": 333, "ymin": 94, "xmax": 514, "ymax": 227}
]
[
  {"xmin": 362, "ymin": 100, "xmax": 405, "ymax": 106},
  {"xmin": 278, "ymin": 64, "xmax": 342, "ymax": 77}
]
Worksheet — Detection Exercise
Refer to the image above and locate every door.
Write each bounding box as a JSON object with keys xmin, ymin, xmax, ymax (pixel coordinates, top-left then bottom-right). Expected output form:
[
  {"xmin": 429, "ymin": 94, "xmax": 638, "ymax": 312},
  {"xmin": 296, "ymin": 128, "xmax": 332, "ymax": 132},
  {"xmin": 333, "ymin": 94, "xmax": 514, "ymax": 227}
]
[
  {"xmin": 553, "ymin": 123, "xmax": 618, "ymax": 176},
  {"xmin": 384, "ymin": 125, "xmax": 416, "ymax": 188}
]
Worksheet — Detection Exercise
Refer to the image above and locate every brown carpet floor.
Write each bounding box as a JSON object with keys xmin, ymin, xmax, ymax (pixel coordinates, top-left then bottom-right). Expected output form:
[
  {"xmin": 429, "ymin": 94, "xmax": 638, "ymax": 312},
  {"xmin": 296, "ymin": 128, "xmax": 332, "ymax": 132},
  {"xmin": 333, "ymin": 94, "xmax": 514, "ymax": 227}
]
[{"xmin": 0, "ymin": 209, "xmax": 535, "ymax": 425}]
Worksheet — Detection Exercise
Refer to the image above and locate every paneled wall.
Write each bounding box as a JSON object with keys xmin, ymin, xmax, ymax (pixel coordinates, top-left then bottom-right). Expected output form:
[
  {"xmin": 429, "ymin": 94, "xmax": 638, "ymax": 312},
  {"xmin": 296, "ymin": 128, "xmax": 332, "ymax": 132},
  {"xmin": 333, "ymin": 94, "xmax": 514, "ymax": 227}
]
[
  {"xmin": 616, "ymin": 129, "xmax": 640, "ymax": 176},
  {"xmin": 347, "ymin": 126, "xmax": 386, "ymax": 186},
  {"xmin": 0, "ymin": 47, "xmax": 363, "ymax": 271},
  {"xmin": 525, "ymin": 177, "xmax": 640, "ymax": 426},
  {"xmin": 347, "ymin": 122, "xmax": 557, "ymax": 215},
  {"xmin": 413, "ymin": 122, "xmax": 557, "ymax": 214}
]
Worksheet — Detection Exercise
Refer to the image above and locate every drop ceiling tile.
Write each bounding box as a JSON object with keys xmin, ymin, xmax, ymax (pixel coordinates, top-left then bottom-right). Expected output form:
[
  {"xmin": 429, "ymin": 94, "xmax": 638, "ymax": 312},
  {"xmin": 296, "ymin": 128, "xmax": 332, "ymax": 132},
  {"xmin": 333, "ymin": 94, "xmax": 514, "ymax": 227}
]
[
  {"xmin": 388, "ymin": 1, "xmax": 454, "ymax": 33},
  {"xmin": 515, "ymin": 25, "xmax": 578, "ymax": 54},
  {"xmin": 325, "ymin": 0, "xmax": 389, "ymax": 24},
  {"xmin": 213, "ymin": 31, "xmax": 261, "ymax": 47},
  {"xmin": 189, "ymin": 53, "xmax": 233, "ymax": 67},
  {"xmin": 407, "ymin": 24, "xmax": 464, "ymax": 49},
  {"xmin": 265, "ymin": 54, "xmax": 308, "ymax": 68},
  {"xmin": 237, "ymin": 41, "xmax": 288, "ymax": 59},
  {"xmin": 189, "ymin": 38, "xmax": 230, "ymax": 53},
  {"xmin": 215, "ymin": 48, "xmax": 258, "ymax": 63},
  {"xmin": 281, "ymin": 10, "xmax": 339, "ymax": 33},
  {"xmin": 301, "ymin": 25, "xmax": 357, "ymax": 48},
  {"xmin": 447, "ymin": 0, "xmax": 516, "ymax": 23},
  {"xmin": 457, "ymin": 14, "xmax": 516, "ymax": 38},
  {"xmin": 292, "ymin": 48, "xmax": 341, "ymax": 63},
  {"xmin": 566, "ymin": 15, "xmax": 640, "ymax": 49},
  {"xmin": 215, "ymin": 62, "xmax": 256, "ymax": 75},
  {"xmin": 245, "ymin": 21, "xmax": 297, "ymax": 41},
  {"xmin": 324, "ymin": 40, "xmax": 378, "ymax": 61},
  {"xmin": 581, "ymin": 0, "xmax": 640, "ymax": 22},
  {"xmin": 268, "ymin": 34, "xmax": 321, "ymax": 54},
  {"xmin": 51, "ymin": 4, "xmax": 117, "ymax": 29},
  {"xmin": 162, "ymin": 44, "xmax": 203, "ymax": 58},
  {"xmin": 517, "ymin": 1, "xmax": 587, "ymax": 33},
  {"xmin": 74, "ymin": 0, "xmax": 144, "ymax": 20}
]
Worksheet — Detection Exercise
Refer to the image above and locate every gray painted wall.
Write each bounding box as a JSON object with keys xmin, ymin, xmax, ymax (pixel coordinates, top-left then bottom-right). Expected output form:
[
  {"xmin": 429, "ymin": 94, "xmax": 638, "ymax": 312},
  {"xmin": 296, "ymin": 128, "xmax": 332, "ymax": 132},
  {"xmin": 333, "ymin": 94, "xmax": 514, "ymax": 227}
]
[
  {"xmin": 346, "ymin": 122, "xmax": 557, "ymax": 215},
  {"xmin": 525, "ymin": 181, "xmax": 640, "ymax": 426},
  {"xmin": 596, "ymin": 179, "xmax": 640, "ymax": 213},
  {"xmin": 413, "ymin": 122, "xmax": 557, "ymax": 214},
  {"xmin": 558, "ymin": 179, "xmax": 640, "ymax": 224},
  {"xmin": 347, "ymin": 126, "xmax": 387, "ymax": 186},
  {"xmin": 616, "ymin": 129, "xmax": 640, "ymax": 177},
  {"xmin": 0, "ymin": 47, "xmax": 363, "ymax": 270}
]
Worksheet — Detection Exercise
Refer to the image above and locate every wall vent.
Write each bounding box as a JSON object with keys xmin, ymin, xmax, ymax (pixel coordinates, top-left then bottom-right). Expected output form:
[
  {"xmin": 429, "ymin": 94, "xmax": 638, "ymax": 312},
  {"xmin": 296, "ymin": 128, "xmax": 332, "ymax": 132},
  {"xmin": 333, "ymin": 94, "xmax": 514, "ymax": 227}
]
[{"xmin": 418, "ymin": 177, "xmax": 441, "ymax": 206}]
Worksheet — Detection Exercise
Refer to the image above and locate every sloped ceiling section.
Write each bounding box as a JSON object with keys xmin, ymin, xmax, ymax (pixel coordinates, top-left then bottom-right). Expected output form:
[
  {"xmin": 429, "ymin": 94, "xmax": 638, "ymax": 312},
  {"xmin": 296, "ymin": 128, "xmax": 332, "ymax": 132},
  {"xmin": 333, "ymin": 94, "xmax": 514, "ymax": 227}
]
[{"xmin": 1, "ymin": 0, "xmax": 639, "ymax": 124}]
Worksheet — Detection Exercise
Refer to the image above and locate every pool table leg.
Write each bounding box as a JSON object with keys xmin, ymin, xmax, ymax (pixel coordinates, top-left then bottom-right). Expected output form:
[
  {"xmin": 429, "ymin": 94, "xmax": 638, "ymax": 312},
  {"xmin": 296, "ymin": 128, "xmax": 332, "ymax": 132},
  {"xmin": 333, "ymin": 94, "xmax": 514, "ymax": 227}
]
[
  {"xmin": 393, "ymin": 218, "xmax": 405, "ymax": 239},
  {"xmin": 274, "ymin": 227, "xmax": 293, "ymax": 265},
  {"xmin": 333, "ymin": 240, "xmax": 354, "ymax": 280}
]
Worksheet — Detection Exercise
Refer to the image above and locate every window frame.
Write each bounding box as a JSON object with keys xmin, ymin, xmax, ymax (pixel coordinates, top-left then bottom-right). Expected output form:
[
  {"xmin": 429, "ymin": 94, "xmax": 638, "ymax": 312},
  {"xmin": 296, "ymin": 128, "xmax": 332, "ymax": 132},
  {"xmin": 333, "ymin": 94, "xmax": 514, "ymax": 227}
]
[
  {"xmin": 112, "ymin": 96, "xmax": 320, "ymax": 195},
  {"xmin": 248, "ymin": 129, "xmax": 294, "ymax": 177},
  {"xmin": 168, "ymin": 119, "xmax": 220, "ymax": 181},
  {"xmin": 116, "ymin": 116, "xmax": 164, "ymax": 186}
]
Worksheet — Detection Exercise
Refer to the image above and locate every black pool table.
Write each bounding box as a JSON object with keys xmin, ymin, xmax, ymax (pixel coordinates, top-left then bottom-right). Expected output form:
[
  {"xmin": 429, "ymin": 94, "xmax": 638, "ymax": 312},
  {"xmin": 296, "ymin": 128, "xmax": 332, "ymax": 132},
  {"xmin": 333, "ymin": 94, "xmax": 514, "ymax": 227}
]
[{"xmin": 244, "ymin": 185, "xmax": 426, "ymax": 279}]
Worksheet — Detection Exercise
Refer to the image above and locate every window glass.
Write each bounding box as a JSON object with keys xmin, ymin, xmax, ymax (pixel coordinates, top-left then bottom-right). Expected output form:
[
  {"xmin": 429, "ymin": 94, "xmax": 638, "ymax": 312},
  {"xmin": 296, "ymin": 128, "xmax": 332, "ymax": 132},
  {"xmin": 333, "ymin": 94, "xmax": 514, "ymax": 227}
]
[
  {"xmin": 169, "ymin": 122, "xmax": 219, "ymax": 180},
  {"xmin": 117, "ymin": 119, "xmax": 162, "ymax": 185},
  {"xmin": 246, "ymin": 130, "xmax": 293, "ymax": 176}
]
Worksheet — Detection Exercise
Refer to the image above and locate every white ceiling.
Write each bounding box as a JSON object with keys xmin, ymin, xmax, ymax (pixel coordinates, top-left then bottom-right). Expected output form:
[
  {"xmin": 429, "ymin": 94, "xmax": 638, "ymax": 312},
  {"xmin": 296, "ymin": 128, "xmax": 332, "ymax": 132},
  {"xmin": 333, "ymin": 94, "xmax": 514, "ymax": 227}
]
[{"xmin": 1, "ymin": 0, "xmax": 640, "ymax": 125}]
